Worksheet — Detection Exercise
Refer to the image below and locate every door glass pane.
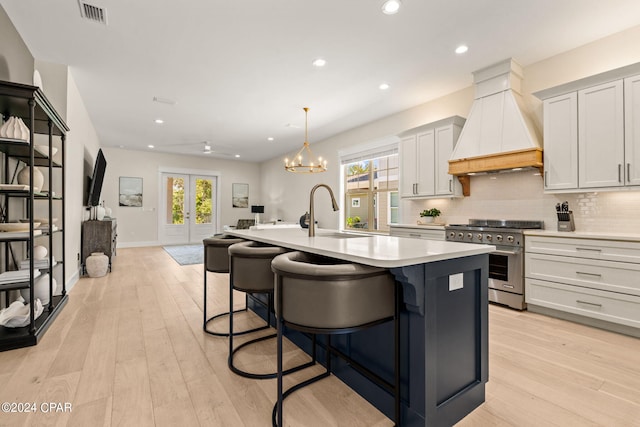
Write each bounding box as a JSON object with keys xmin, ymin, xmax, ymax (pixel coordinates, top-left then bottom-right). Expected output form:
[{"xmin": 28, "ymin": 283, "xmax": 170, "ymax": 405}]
[
  {"xmin": 195, "ymin": 178, "xmax": 212, "ymax": 224},
  {"xmin": 166, "ymin": 176, "xmax": 185, "ymax": 225}
]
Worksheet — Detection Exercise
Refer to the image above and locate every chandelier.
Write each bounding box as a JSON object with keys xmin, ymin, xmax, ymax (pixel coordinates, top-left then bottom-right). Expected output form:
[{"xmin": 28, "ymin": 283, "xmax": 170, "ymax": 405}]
[{"xmin": 284, "ymin": 107, "xmax": 327, "ymax": 173}]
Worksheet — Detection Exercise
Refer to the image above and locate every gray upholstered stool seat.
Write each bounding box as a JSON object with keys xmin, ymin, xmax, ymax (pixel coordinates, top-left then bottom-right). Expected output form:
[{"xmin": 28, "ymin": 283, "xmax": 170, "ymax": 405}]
[
  {"xmin": 271, "ymin": 251, "xmax": 400, "ymax": 426},
  {"xmin": 228, "ymin": 241, "xmax": 314, "ymax": 380},
  {"xmin": 204, "ymin": 234, "xmax": 245, "ymax": 273},
  {"xmin": 202, "ymin": 235, "xmax": 246, "ymax": 337}
]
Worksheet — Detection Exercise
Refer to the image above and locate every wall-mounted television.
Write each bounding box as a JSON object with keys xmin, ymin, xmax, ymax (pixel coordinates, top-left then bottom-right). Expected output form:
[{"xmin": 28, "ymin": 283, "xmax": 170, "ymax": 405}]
[{"xmin": 87, "ymin": 148, "xmax": 107, "ymax": 207}]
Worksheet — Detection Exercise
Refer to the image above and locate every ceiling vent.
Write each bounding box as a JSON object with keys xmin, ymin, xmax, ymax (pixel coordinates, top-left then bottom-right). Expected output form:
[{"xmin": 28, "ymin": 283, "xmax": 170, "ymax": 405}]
[{"xmin": 78, "ymin": 1, "xmax": 108, "ymax": 25}]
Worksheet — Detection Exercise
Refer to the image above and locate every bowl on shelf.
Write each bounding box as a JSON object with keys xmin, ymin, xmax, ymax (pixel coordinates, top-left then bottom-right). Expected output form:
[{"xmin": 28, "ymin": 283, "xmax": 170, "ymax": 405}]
[
  {"xmin": 34, "ymin": 145, "xmax": 58, "ymax": 158},
  {"xmin": 19, "ymin": 218, "xmax": 57, "ymax": 225},
  {"xmin": 0, "ymin": 222, "xmax": 41, "ymax": 232}
]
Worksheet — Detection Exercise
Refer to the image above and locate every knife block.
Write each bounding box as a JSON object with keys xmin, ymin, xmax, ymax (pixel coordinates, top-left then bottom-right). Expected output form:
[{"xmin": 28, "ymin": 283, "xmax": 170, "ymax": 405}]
[{"xmin": 557, "ymin": 211, "xmax": 575, "ymax": 232}]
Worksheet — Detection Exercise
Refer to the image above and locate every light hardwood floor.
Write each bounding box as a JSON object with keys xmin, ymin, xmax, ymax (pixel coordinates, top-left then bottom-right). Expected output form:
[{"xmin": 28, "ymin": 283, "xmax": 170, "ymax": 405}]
[{"xmin": 1, "ymin": 246, "xmax": 639, "ymax": 426}]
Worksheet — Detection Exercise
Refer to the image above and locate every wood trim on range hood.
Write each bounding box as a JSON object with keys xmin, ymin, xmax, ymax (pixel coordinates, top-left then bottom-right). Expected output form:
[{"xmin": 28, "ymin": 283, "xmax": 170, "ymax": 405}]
[{"xmin": 448, "ymin": 147, "xmax": 543, "ymax": 196}]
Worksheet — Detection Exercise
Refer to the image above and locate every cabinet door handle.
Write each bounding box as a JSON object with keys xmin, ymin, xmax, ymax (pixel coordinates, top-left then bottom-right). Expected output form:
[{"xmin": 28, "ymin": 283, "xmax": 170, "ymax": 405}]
[
  {"xmin": 628, "ymin": 163, "xmax": 632, "ymax": 183},
  {"xmin": 576, "ymin": 271, "xmax": 602, "ymax": 278},
  {"xmin": 618, "ymin": 164, "xmax": 622, "ymax": 183},
  {"xmin": 576, "ymin": 247, "xmax": 601, "ymax": 252},
  {"xmin": 544, "ymin": 171, "xmax": 548, "ymax": 187},
  {"xmin": 449, "ymin": 179, "xmax": 452, "ymax": 193},
  {"xmin": 576, "ymin": 300, "xmax": 603, "ymax": 308}
]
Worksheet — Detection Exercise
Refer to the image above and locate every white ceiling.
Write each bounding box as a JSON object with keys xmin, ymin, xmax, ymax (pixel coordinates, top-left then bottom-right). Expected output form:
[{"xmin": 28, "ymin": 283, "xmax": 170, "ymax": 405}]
[{"xmin": 3, "ymin": 0, "xmax": 640, "ymax": 162}]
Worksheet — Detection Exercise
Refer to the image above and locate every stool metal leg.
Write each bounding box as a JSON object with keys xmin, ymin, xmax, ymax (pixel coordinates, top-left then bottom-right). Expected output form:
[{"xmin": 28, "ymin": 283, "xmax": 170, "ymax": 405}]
[
  {"xmin": 271, "ymin": 285, "xmax": 402, "ymax": 426},
  {"xmin": 203, "ymin": 269, "xmax": 253, "ymax": 337},
  {"xmin": 229, "ymin": 264, "xmax": 314, "ymax": 380}
]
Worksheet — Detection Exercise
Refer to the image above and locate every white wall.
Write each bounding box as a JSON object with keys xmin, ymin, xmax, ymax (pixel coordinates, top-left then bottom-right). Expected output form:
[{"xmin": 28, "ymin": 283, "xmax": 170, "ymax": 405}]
[
  {"xmin": 259, "ymin": 24, "xmax": 640, "ymax": 234},
  {"xmin": 0, "ymin": 5, "xmax": 33, "ymax": 84},
  {"xmin": 100, "ymin": 148, "xmax": 261, "ymax": 246},
  {"xmin": 65, "ymin": 71, "xmax": 102, "ymax": 285},
  {"xmin": 259, "ymin": 88, "xmax": 474, "ymax": 228}
]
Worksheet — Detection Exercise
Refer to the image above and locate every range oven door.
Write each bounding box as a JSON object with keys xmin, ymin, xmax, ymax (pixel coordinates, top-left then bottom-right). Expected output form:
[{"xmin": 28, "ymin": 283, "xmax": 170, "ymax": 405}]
[{"xmin": 488, "ymin": 247, "xmax": 523, "ymax": 294}]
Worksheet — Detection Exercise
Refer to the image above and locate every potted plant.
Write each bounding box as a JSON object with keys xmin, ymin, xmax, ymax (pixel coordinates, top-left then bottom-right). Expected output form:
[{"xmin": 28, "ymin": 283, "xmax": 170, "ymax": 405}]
[
  {"xmin": 419, "ymin": 208, "xmax": 441, "ymax": 224},
  {"xmin": 346, "ymin": 216, "xmax": 361, "ymax": 228}
]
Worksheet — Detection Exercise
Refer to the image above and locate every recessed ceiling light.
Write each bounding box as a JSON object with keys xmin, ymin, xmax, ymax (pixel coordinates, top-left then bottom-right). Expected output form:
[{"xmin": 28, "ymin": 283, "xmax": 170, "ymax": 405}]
[
  {"xmin": 381, "ymin": 0, "xmax": 401, "ymax": 15},
  {"xmin": 312, "ymin": 58, "xmax": 327, "ymax": 67},
  {"xmin": 235, "ymin": 154, "xmax": 241, "ymax": 158},
  {"xmin": 379, "ymin": 83, "xmax": 390, "ymax": 90},
  {"xmin": 148, "ymin": 145, "xmax": 154, "ymax": 149},
  {"xmin": 154, "ymin": 119, "xmax": 164, "ymax": 124},
  {"xmin": 267, "ymin": 137, "xmax": 274, "ymax": 141},
  {"xmin": 455, "ymin": 45, "xmax": 469, "ymax": 54}
]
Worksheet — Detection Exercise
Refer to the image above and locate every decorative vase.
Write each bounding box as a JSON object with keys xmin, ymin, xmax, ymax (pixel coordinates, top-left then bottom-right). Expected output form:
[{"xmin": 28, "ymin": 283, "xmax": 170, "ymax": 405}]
[
  {"xmin": 0, "ymin": 116, "xmax": 30, "ymax": 142},
  {"xmin": 96, "ymin": 206, "xmax": 106, "ymax": 221},
  {"xmin": 33, "ymin": 245, "xmax": 48, "ymax": 260},
  {"xmin": 17, "ymin": 166, "xmax": 44, "ymax": 192},
  {"xmin": 104, "ymin": 207, "xmax": 112, "ymax": 218},
  {"xmin": 20, "ymin": 273, "xmax": 55, "ymax": 305},
  {"xmin": 86, "ymin": 252, "xmax": 109, "ymax": 277}
]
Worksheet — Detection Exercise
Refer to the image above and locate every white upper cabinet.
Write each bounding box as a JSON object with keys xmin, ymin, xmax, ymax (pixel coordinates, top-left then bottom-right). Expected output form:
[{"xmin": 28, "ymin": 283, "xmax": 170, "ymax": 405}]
[
  {"xmin": 434, "ymin": 124, "xmax": 461, "ymax": 195},
  {"xmin": 578, "ymin": 80, "xmax": 624, "ymax": 188},
  {"xmin": 400, "ymin": 135, "xmax": 418, "ymax": 198},
  {"xmin": 542, "ymin": 92, "xmax": 578, "ymax": 190},
  {"xmin": 398, "ymin": 116, "xmax": 464, "ymax": 199},
  {"xmin": 535, "ymin": 62, "xmax": 640, "ymax": 193},
  {"xmin": 625, "ymin": 74, "xmax": 640, "ymax": 186}
]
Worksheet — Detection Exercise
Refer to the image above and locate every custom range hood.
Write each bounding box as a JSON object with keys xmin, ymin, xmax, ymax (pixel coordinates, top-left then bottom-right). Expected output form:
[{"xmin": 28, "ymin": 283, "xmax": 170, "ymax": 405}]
[{"xmin": 448, "ymin": 58, "xmax": 542, "ymax": 193}]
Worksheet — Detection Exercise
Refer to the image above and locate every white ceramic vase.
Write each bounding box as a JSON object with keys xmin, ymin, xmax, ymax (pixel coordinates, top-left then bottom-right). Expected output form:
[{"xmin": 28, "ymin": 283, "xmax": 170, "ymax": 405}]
[
  {"xmin": 17, "ymin": 166, "xmax": 44, "ymax": 192},
  {"xmin": 96, "ymin": 206, "xmax": 106, "ymax": 221},
  {"xmin": 0, "ymin": 116, "xmax": 30, "ymax": 141},
  {"xmin": 20, "ymin": 273, "xmax": 56, "ymax": 305},
  {"xmin": 33, "ymin": 245, "xmax": 48, "ymax": 260},
  {"xmin": 420, "ymin": 216, "xmax": 435, "ymax": 224},
  {"xmin": 86, "ymin": 252, "xmax": 109, "ymax": 277}
]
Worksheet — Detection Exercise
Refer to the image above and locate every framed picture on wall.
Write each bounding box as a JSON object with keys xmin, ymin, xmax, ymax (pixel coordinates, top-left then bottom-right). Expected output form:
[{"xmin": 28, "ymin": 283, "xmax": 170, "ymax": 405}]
[
  {"xmin": 232, "ymin": 183, "xmax": 249, "ymax": 208},
  {"xmin": 351, "ymin": 197, "xmax": 360, "ymax": 208},
  {"xmin": 119, "ymin": 176, "xmax": 143, "ymax": 207}
]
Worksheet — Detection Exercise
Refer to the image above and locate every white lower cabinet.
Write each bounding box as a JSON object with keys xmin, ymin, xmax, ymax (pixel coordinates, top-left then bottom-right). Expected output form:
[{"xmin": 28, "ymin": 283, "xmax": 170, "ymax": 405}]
[
  {"xmin": 389, "ymin": 226, "xmax": 445, "ymax": 240},
  {"xmin": 525, "ymin": 235, "xmax": 640, "ymax": 334},
  {"xmin": 526, "ymin": 278, "xmax": 640, "ymax": 329}
]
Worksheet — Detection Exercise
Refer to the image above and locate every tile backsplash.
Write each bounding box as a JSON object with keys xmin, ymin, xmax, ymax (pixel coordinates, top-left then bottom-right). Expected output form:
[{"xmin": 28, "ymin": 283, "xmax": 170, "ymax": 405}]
[{"xmin": 402, "ymin": 170, "xmax": 640, "ymax": 233}]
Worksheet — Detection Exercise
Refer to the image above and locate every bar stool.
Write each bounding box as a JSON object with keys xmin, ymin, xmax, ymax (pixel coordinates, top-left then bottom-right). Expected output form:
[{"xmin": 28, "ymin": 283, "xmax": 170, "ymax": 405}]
[
  {"xmin": 271, "ymin": 251, "xmax": 401, "ymax": 427},
  {"xmin": 228, "ymin": 241, "xmax": 315, "ymax": 380},
  {"xmin": 202, "ymin": 235, "xmax": 248, "ymax": 336}
]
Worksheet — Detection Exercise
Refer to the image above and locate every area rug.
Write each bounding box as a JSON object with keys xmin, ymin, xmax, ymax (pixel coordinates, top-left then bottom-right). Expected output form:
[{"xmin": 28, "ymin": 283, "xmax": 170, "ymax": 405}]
[{"xmin": 163, "ymin": 244, "xmax": 204, "ymax": 265}]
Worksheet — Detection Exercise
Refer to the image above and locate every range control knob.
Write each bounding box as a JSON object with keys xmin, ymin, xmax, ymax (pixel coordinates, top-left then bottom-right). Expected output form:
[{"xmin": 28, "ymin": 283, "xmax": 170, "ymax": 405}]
[
  {"xmin": 496, "ymin": 235, "xmax": 503, "ymax": 242},
  {"xmin": 449, "ymin": 231, "xmax": 456, "ymax": 239},
  {"xmin": 457, "ymin": 232, "xmax": 464, "ymax": 239},
  {"xmin": 466, "ymin": 233, "xmax": 473, "ymax": 240},
  {"xmin": 485, "ymin": 234, "xmax": 492, "ymax": 241},
  {"xmin": 476, "ymin": 233, "xmax": 483, "ymax": 241},
  {"xmin": 507, "ymin": 235, "xmax": 514, "ymax": 243}
]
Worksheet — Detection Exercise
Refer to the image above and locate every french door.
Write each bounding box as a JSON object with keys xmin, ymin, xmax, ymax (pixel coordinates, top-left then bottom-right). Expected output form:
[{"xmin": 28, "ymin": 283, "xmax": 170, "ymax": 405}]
[{"xmin": 160, "ymin": 173, "xmax": 217, "ymax": 244}]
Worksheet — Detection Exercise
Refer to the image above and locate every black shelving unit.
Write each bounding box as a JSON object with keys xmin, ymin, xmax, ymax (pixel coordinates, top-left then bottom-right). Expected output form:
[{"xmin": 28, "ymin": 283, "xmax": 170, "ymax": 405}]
[{"xmin": 0, "ymin": 80, "xmax": 68, "ymax": 352}]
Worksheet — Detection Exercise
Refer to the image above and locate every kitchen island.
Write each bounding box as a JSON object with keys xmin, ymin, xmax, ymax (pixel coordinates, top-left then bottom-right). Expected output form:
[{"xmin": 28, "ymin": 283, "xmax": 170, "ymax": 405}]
[{"xmin": 227, "ymin": 227, "xmax": 494, "ymax": 426}]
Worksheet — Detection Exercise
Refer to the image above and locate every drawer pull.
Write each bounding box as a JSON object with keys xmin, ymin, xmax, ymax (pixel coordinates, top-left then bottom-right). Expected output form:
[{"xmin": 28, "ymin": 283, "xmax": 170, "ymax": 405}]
[
  {"xmin": 576, "ymin": 300, "xmax": 603, "ymax": 308},
  {"xmin": 576, "ymin": 271, "xmax": 602, "ymax": 278},
  {"xmin": 576, "ymin": 247, "xmax": 602, "ymax": 252},
  {"xmin": 409, "ymin": 233, "xmax": 421, "ymax": 238},
  {"xmin": 502, "ymin": 284, "xmax": 514, "ymax": 289}
]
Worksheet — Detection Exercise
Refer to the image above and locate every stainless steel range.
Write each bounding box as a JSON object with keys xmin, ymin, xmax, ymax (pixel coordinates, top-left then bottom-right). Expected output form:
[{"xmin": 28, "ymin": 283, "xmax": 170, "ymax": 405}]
[{"xmin": 445, "ymin": 219, "xmax": 544, "ymax": 310}]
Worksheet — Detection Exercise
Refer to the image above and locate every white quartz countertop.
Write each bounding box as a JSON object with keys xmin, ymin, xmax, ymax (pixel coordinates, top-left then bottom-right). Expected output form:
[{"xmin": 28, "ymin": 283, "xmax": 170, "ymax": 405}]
[
  {"xmin": 226, "ymin": 227, "xmax": 494, "ymax": 268},
  {"xmin": 525, "ymin": 229, "xmax": 640, "ymax": 242}
]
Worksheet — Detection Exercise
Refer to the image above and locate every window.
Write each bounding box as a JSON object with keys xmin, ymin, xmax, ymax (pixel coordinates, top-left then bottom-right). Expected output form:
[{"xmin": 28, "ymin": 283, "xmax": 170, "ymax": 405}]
[{"xmin": 344, "ymin": 154, "xmax": 398, "ymax": 232}]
